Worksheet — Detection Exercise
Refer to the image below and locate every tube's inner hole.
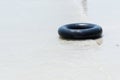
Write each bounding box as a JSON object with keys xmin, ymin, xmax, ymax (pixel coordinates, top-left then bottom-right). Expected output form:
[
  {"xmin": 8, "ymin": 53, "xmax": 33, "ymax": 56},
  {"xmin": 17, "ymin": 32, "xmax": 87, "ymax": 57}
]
[{"xmin": 68, "ymin": 24, "xmax": 92, "ymax": 29}]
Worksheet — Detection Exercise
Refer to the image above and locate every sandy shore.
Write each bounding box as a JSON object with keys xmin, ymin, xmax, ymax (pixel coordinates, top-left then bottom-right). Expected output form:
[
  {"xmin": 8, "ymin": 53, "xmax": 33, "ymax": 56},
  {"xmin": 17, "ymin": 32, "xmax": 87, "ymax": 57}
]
[{"xmin": 0, "ymin": 0, "xmax": 120, "ymax": 80}]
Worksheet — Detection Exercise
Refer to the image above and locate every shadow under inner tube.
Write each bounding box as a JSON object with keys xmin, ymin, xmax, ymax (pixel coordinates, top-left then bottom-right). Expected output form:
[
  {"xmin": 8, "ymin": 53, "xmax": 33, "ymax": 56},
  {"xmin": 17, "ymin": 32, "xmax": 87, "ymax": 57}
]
[{"xmin": 58, "ymin": 23, "xmax": 103, "ymax": 39}]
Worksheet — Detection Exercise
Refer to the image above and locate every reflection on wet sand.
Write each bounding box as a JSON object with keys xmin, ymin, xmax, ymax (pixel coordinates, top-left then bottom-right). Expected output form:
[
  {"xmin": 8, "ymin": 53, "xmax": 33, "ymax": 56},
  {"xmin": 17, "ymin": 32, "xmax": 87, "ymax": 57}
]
[{"xmin": 58, "ymin": 37, "xmax": 103, "ymax": 50}]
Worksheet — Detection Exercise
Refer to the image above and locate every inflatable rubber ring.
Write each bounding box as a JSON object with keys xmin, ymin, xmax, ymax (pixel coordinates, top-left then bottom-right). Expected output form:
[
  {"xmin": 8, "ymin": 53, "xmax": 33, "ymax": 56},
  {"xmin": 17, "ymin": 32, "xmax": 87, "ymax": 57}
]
[{"xmin": 58, "ymin": 23, "xmax": 103, "ymax": 39}]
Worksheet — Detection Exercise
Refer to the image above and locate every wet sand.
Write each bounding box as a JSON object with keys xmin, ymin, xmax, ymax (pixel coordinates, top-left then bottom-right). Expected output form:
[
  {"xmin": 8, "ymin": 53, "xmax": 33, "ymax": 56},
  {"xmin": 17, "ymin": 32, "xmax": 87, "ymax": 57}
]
[{"xmin": 0, "ymin": 0, "xmax": 120, "ymax": 80}]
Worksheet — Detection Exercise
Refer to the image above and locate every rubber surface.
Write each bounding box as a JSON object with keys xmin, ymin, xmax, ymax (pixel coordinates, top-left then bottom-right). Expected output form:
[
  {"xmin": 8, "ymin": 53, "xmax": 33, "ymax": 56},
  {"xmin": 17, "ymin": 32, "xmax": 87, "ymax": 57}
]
[{"xmin": 58, "ymin": 23, "xmax": 103, "ymax": 39}]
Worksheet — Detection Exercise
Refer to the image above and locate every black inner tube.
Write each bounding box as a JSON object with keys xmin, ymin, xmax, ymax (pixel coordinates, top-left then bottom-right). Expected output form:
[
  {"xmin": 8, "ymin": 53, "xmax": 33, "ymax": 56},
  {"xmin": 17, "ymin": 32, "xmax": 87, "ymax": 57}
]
[{"xmin": 58, "ymin": 23, "xmax": 103, "ymax": 39}]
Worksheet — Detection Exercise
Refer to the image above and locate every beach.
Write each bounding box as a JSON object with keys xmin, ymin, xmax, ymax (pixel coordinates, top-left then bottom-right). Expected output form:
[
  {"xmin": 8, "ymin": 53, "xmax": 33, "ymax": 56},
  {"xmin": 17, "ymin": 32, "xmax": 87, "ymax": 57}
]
[{"xmin": 0, "ymin": 0, "xmax": 120, "ymax": 80}]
